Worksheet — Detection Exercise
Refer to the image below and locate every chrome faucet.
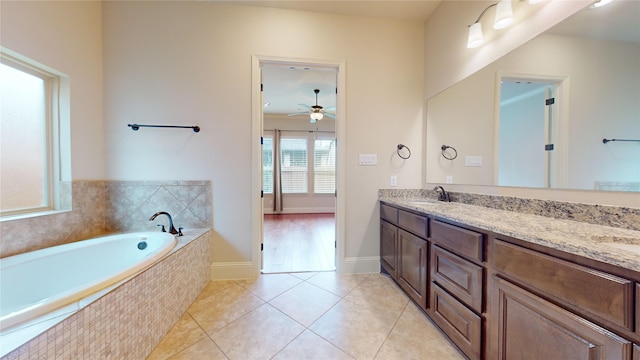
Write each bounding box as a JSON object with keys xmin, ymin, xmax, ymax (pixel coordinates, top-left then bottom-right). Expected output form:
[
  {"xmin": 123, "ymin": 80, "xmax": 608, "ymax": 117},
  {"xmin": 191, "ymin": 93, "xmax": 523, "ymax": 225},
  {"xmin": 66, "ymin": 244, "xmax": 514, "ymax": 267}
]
[
  {"xmin": 433, "ymin": 186, "xmax": 450, "ymax": 202},
  {"xmin": 149, "ymin": 211, "xmax": 183, "ymax": 236}
]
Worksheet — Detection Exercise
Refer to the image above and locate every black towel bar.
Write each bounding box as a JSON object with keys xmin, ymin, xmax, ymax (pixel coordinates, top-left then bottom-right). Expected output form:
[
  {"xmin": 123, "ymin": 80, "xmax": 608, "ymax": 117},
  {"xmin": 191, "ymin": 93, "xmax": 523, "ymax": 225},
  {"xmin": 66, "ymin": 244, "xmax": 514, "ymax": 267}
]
[{"xmin": 128, "ymin": 124, "xmax": 200, "ymax": 133}]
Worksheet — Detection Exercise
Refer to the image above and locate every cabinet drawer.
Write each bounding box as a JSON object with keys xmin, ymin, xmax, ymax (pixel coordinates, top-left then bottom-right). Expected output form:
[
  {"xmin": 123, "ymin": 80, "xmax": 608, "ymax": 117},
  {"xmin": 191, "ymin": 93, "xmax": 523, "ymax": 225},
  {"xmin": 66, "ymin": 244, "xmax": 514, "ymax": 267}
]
[
  {"xmin": 493, "ymin": 239, "xmax": 634, "ymax": 332},
  {"xmin": 380, "ymin": 203, "xmax": 398, "ymax": 224},
  {"xmin": 431, "ymin": 220, "xmax": 483, "ymax": 263},
  {"xmin": 431, "ymin": 245, "xmax": 483, "ymax": 313},
  {"xmin": 398, "ymin": 210, "xmax": 428, "ymax": 238},
  {"xmin": 430, "ymin": 283, "xmax": 482, "ymax": 360}
]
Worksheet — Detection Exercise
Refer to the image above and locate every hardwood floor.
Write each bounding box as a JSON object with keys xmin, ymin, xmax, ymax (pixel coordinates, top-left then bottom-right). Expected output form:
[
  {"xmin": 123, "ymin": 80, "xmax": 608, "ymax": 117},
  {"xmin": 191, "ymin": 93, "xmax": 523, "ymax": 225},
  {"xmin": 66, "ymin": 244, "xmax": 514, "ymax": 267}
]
[{"xmin": 262, "ymin": 213, "xmax": 335, "ymax": 273}]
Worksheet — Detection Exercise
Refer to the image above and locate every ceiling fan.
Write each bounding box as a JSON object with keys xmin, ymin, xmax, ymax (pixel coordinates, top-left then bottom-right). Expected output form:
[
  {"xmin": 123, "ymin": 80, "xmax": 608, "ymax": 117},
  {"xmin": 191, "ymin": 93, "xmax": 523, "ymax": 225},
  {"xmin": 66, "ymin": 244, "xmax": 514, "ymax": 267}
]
[{"xmin": 288, "ymin": 88, "xmax": 336, "ymax": 123}]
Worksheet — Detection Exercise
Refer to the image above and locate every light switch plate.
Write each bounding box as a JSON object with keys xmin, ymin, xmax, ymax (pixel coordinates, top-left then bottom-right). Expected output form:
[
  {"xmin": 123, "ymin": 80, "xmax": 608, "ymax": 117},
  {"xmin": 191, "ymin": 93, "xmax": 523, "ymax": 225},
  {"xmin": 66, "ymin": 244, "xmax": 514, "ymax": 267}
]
[
  {"xmin": 465, "ymin": 156, "xmax": 482, "ymax": 167},
  {"xmin": 390, "ymin": 176, "xmax": 398, "ymax": 187},
  {"xmin": 358, "ymin": 154, "xmax": 377, "ymax": 166}
]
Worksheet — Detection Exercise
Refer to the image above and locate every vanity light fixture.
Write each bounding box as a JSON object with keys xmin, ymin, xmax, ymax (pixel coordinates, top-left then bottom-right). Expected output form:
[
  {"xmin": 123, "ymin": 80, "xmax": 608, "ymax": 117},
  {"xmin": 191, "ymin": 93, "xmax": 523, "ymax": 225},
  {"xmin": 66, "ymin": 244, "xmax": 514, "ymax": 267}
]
[
  {"xmin": 467, "ymin": 0, "xmax": 515, "ymax": 49},
  {"xmin": 590, "ymin": 0, "xmax": 613, "ymax": 9}
]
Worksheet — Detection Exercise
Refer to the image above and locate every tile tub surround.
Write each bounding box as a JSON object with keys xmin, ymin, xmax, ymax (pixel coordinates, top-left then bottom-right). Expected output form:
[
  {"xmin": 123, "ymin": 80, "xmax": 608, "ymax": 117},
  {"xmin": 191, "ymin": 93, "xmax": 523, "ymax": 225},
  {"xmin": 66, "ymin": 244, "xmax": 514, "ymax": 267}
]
[
  {"xmin": 1, "ymin": 229, "xmax": 213, "ymax": 360},
  {"xmin": 379, "ymin": 197, "xmax": 640, "ymax": 273},
  {"xmin": 0, "ymin": 180, "xmax": 212, "ymax": 258},
  {"xmin": 379, "ymin": 189, "xmax": 640, "ymax": 231}
]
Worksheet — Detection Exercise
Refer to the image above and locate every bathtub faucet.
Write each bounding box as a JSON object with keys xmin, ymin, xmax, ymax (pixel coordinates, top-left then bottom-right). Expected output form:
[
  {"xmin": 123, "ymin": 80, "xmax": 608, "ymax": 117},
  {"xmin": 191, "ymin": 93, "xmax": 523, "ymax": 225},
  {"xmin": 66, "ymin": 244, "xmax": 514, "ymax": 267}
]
[{"xmin": 149, "ymin": 211, "xmax": 183, "ymax": 236}]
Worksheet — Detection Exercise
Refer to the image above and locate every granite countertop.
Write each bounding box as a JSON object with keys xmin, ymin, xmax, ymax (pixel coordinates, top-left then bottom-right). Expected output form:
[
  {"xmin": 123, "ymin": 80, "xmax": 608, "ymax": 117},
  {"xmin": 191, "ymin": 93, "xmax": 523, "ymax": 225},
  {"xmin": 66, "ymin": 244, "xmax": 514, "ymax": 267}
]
[{"xmin": 379, "ymin": 197, "xmax": 640, "ymax": 273}]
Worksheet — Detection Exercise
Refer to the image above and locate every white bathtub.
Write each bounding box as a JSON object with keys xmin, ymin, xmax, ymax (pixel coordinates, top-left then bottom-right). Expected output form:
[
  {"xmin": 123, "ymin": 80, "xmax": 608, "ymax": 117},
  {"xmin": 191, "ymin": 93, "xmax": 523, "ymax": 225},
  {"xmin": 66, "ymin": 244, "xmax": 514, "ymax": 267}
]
[{"xmin": 0, "ymin": 232, "xmax": 177, "ymax": 331}]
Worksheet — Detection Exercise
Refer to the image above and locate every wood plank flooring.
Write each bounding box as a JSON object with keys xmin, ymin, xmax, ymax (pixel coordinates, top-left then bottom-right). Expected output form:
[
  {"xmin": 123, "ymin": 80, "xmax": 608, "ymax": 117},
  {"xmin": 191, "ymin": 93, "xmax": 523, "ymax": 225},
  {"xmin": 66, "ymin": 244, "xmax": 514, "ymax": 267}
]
[{"xmin": 262, "ymin": 213, "xmax": 335, "ymax": 273}]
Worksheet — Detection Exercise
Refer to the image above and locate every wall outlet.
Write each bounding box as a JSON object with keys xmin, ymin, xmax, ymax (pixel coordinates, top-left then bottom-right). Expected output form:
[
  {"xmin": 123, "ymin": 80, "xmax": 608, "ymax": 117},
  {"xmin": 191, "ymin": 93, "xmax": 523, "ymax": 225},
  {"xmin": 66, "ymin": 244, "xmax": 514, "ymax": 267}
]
[
  {"xmin": 390, "ymin": 175, "xmax": 398, "ymax": 187},
  {"xmin": 465, "ymin": 155, "xmax": 482, "ymax": 167},
  {"xmin": 446, "ymin": 176, "xmax": 453, "ymax": 184}
]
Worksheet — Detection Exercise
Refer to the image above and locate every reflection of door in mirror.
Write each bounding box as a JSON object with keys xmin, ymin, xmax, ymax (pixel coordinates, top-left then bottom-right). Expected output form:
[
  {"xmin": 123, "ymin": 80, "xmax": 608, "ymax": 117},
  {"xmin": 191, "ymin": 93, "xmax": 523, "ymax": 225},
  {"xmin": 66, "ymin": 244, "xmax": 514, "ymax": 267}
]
[{"xmin": 498, "ymin": 76, "xmax": 566, "ymax": 189}]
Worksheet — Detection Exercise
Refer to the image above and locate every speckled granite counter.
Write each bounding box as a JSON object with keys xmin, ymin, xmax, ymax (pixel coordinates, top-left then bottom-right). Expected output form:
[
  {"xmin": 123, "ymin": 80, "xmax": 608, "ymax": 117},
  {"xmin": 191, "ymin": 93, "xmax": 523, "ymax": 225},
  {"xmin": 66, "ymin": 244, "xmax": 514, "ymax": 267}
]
[{"xmin": 380, "ymin": 197, "xmax": 640, "ymax": 273}]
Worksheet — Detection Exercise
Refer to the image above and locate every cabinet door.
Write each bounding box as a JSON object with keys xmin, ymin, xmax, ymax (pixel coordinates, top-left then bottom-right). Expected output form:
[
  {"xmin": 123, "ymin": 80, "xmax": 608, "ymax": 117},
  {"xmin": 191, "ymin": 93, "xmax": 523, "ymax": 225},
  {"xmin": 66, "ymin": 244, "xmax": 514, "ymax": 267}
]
[
  {"xmin": 380, "ymin": 220, "xmax": 398, "ymax": 280},
  {"xmin": 398, "ymin": 229, "xmax": 428, "ymax": 308},
  {"xmin": 634, "ymin": 344, "xmax": 640, "ymax": 360},
  {"xmin": 490, "ymin": 276, "xmax": 632, "ymax": 360}
]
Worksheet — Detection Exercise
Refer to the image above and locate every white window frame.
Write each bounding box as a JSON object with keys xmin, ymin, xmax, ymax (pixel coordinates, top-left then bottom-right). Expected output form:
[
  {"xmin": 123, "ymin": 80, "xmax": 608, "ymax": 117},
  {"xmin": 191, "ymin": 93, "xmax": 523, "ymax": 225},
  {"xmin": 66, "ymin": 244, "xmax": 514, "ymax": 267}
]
[{"xmin": 1, "ymin": 48, "xmax": 71, "ymax": 219}]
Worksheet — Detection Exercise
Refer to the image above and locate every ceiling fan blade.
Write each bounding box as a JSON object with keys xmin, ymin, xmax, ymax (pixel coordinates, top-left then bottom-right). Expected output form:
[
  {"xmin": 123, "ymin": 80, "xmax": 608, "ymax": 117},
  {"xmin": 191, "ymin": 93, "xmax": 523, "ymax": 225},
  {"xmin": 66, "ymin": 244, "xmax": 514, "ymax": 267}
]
[
  {"xmin": 325, "ymin": 106, "xmax": 336, "ymax": 111},
  {"xmin": 323, "ymin": 112, "xmax": 336, "ymax": 119},
  {"xmin": 297, "ymin": 104, "xmax": 311, "ymax": 110},
  {"xmin": 287, "ymin": 112, "xmax": 308, "ymax": 117}
]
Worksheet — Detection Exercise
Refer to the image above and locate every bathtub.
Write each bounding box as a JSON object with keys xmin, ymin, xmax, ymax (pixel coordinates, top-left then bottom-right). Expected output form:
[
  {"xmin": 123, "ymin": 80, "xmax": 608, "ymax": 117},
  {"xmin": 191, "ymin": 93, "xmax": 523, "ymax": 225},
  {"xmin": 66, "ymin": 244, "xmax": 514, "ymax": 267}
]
[{"xmin": 0, "ymin": 232, "xmax": 177, "ymax": 331}]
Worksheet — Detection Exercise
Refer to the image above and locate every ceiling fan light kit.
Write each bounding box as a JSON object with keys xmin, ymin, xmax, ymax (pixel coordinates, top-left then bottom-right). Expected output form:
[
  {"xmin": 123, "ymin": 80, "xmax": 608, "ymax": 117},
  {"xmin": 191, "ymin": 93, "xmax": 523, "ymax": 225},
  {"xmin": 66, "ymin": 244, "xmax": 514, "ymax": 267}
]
[{"xmin": 287, "ymin": 88, "xmax": 335, "ymax": 123}]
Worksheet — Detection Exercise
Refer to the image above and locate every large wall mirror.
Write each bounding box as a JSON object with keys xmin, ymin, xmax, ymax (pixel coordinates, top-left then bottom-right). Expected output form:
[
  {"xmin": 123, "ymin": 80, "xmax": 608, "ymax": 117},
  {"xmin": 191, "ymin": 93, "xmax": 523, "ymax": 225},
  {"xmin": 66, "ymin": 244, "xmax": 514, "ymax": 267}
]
[{"xmin": 426, "ymin": 1, "xmax": 639, "ymax": 192}]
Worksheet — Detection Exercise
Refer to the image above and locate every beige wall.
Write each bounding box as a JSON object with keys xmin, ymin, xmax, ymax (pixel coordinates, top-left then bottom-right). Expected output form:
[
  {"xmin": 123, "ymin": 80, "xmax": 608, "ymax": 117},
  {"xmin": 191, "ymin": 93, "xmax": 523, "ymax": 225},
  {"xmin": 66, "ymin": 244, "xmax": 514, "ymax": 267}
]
[
  {"xmin": 426, "ymin": 34, "xmax": 640, "ymax": 191},
  {"xmin": 102, "ymin": 2, "xmax": 425, "ymax": 275},
  {"xmin": 422, "ymin": 0, "xmax": 640, "ymax": 208},
  {"xmin": 0, "ymin": 1, "xmax": 104, "ymax": 180}
]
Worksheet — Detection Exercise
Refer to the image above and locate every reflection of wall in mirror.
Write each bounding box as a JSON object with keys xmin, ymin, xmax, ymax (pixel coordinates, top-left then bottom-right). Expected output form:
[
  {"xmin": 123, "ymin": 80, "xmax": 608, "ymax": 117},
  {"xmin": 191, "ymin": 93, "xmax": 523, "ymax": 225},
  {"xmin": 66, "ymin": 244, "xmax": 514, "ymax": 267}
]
[{"xmin": 426, "ymin": 33, "xmax": 640, "ymax": 191}]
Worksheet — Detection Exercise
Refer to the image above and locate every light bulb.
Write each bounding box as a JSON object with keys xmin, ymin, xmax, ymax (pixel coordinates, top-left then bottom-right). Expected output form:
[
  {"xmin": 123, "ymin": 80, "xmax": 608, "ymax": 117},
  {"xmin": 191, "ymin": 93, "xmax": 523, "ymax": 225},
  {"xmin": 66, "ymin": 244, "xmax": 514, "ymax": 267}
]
[
  {"xmin": 493, "ymin": 0, "xmax": 514, "ymax": 29},
  {"xmin": 467, "ymin": 22, "xmax": 484, "ymax": 49}
]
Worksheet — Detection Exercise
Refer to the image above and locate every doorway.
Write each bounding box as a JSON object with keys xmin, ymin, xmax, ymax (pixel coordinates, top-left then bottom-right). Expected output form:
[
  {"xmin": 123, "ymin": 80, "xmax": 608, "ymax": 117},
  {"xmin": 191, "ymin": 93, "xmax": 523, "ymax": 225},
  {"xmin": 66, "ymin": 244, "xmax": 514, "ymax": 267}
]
[
  {"xmin": 254, "ymin": 57, "xmax": 344, "ymax": 274},
  {"xmin": 496, "ymin": 74, "xmax": 568, "ymax": 189}
]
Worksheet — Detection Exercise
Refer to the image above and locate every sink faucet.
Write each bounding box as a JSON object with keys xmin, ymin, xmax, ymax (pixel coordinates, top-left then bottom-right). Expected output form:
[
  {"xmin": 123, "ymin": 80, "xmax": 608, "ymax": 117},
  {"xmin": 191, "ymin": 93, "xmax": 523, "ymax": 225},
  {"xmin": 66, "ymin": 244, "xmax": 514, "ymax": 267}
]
[
  {"xmin": 433, "ymin": 186, "xmax": 450, "ymax": 202},
  {"xmin": 149, "ymin": 211, "xmax": 183, "ymax": 236}
]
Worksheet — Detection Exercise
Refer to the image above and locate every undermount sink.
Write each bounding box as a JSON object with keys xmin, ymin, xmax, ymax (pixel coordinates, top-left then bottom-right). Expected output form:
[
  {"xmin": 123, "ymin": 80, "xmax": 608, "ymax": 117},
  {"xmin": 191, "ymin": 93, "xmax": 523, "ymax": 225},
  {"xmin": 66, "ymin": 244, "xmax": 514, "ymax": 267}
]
[
  {"xmin": 602, "ymin": 243, "xmax": 640, "ymax": 254},
  {"xmin": 409, "ymin": 201, "xmax": 437, "ymax": 206},
  {"xmin": 591, "ymin": 235, "xmax": 640, "ymax": 254}
]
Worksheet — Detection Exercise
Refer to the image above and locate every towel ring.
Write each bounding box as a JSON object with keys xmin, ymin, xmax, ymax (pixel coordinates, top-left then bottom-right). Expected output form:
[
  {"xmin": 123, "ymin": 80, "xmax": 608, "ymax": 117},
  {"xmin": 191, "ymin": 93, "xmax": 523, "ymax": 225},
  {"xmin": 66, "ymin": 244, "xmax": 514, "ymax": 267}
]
[
  {"xmin": 441, "ymin": 145, "xmax": 457, "ymax": 160},
  {"xmin": 397, "ymin": 144, "xmax": 411, "ymax": 159}
]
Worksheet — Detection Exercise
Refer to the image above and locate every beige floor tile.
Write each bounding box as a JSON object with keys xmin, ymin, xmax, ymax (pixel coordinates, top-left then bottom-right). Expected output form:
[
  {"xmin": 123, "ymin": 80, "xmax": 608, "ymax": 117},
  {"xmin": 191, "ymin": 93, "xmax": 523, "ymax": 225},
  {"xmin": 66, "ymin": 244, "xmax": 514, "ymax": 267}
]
[
  {"xmin": 210, "ymin": 304, "xmax": 305, "ymax": 360},
  {"xmin": 272, "ymin": 330, "xmax": 354, "ymax": 360},
  {"xmin": 305, "ymin": 272, "xmax": 370, "ymax": 297},
  {"xmin": 235, "ymin": 273, "xmax": 303, "ymax": 301},
  {"xmin": 374, "ymin": 303, "xmax": 465, "ymax": 360},
  {"xmin": 289, "ymin": 271, "xmax": 318, "ymax": 280},
  {"xmin": 309, "ymin": 299, "xmax": 400, "ymax": 360},
  {"xmin": 343, "ymin": 274, "xmax": 409, "ymax": 317},
  {"xmin": 168, "ymin": 338, "xmax": 228, "ymax": 360},
  {"xmin": 147, "ymin": 312, "xmax": 207, "ymax": 360},
  {"xmin": 188, "ymin": 282, "xmax": 265, "ymax": 334},
  {"xmin": 269, "ymin": 281, "xmax": 341, "ymax": 327}
]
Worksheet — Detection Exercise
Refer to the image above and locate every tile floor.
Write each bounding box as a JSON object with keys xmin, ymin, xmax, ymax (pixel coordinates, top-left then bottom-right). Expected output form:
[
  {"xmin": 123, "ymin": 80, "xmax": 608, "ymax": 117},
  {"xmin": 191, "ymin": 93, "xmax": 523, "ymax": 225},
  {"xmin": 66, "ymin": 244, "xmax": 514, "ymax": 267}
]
[
  {"xmin": 148, "ymin": 272, "xmax": 464, "ymax": 360},
  {"xmin": 147, "ymin": 272, "xmax": 464, "ymax": 360}
]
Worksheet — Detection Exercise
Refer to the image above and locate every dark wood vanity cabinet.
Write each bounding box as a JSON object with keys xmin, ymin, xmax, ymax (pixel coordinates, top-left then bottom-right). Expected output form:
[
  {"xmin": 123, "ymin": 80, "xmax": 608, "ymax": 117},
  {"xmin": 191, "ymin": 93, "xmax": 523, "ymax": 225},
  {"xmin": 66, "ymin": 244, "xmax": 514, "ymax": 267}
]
[
  {"xmin": 379, "ymin": 201, "xmax": 640, "ymax": 360},
  {"xmin": 379, "ymin": 203, "xmax": 428, "ymax": 308},
  {"xmin": 489, "ymin": 239, "xmax": 637, "ymax": 360},
  {"xmin": 429, "ymin": 220, "xmax": 486, "ymax": 360},
  {"xmin": 490, "ymin": 275, "xmax": 632, "ymax": 360}
]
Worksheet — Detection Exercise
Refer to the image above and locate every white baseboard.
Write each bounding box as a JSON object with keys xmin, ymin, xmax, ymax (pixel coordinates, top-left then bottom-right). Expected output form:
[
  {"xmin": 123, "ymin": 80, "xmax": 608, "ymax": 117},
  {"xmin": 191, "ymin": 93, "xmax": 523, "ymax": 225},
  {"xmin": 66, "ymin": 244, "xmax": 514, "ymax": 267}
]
[
  {"xmin": 210, "ymin": 261, "xmax": 258, "ymax": 280},
  {"xmin": 263, "ymin": 208, "xmax": 335, "ymax": 215},
  {"xmin": 341, "ymin": 256, "xmax": 380, "ymax": 274}
]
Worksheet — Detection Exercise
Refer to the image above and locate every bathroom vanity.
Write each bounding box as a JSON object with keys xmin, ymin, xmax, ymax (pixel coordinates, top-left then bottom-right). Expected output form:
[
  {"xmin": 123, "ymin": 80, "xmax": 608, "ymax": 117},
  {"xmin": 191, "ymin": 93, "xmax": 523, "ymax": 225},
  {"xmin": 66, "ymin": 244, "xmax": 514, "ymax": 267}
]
[{"xmin": 379, "ymin": 198, "xmax": 640, "ymax": 360}]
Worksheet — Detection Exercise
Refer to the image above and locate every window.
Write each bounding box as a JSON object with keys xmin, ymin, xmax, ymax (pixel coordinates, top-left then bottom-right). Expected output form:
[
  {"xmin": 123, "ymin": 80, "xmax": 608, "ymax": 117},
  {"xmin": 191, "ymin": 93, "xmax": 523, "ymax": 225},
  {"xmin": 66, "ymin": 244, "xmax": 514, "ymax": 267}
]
[
  {"xmin": 0, "ymin": 49, "xmax": 70, "ymax": 217},
  {"xmin": 262, "ymin": 133, "xmax": 335, "ymax": 195},
  {"xmin": 262, "ymin": 136, "xmax": 273, "ymax": 194},
  {"xmin": 280, "ymin": 138, "xmax": 308, "ymax": 193},
  {"xmin": 314, "ymin": 139, "xmax": 336, "ymax": 194}
]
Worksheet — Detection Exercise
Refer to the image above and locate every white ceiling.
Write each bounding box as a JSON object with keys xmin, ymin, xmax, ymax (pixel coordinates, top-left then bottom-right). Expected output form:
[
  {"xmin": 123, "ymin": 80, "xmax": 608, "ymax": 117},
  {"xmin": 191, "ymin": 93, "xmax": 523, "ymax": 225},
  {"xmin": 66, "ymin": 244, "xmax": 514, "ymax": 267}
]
[
  {"xmin": 220, "ymin": 0, "xmax": 443, "ymax": 21},
  {"xmin": 248, "ymin": 0, "xmax": 638, "ymax": 118}
]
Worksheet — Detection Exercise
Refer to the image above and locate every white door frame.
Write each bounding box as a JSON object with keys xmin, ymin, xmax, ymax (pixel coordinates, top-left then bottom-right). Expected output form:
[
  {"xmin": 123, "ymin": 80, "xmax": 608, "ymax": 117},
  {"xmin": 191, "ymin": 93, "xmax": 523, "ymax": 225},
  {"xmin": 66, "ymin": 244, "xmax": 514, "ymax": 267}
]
[
  {"xmin": 251, "ymin": 55, "xmax": 347, "ymax": 276},
  {"xmin": 493, "ymin": 71, "xmax": 570, "ymax": 189}
]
